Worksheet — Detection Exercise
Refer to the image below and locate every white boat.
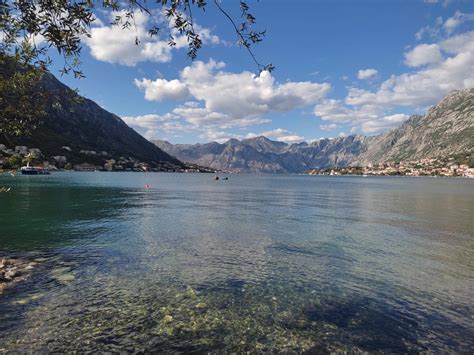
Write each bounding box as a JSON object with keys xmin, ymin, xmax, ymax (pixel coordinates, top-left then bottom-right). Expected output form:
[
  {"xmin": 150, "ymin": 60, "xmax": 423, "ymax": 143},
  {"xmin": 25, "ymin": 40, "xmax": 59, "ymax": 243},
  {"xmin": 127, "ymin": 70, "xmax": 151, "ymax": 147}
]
[{"xmin": 20, "ymin": 162, "xmax": 50, "ymax": 175}]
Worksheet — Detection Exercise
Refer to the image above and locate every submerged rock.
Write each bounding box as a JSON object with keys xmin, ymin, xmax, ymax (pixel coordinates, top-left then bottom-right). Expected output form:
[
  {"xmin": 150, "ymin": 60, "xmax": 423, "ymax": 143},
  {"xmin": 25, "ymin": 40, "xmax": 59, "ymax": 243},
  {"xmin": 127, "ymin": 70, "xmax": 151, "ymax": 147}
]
[
  {"xmin": 0, "ymin": 258, "xmax": 36, "ymax": 294},
  {"xmin": 50, "ymin": 267, "xmax": 76, "ymax": 284}
]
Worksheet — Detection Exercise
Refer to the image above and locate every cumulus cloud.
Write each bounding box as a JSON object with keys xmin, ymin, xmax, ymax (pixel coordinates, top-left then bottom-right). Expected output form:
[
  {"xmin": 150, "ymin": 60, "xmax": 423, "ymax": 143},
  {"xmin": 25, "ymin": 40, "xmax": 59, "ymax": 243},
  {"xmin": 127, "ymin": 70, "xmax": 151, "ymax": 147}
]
[
  {"xmin": 444, "ymin": 11, "xmax": 474, "ymax": 34},
  {"xmin": 122, "ymin": 113, "xmax": 191, "ymax": 139},
  {"xmin": 357, "ymin": 68, "xmax": 378, "ymax": 80},
  {"xmin": 314, "ymin": 98, "xmax": 410, "ymax": 134},
  {"xmin": 404, "ymin": 43, "xmax": 442, "ymax": 67},
  {"xmin": 314, "ymin": 30, "xmax": 474, "ymax": 135},
  {"xmin": 135, "ymin": 59, "xmax": 330, "ymax": 129},
  {"xmin": 134, "ymin": 78, "xmax": 190, "ymax": 101},
  {"xmin": 346, "ymin": 33, "xmax": 474, "ymax": 109},
  {"xmin": 314, "ymin": 99, "xmax": 379, "ymax": 123},
  {"xmin": 84, "ymin": 10, "xmax": 220, "ymax": 66},
  {"xmin": 171, "ymin": 105, "xmax": 270, "ymax": 128},
  {"xmin": 358, "ymin": 114, "xmax": 409, "ymax": 134},
  {"xmin": 198, "ymin": 130, "xmax": 238, "ymax": 143},
  {"xmin": 276, "ymin": 135, "xmax": 305, "ymax": 143},
  {"xmin": 122, "ymin": 113, "xmax": 305, "ymax": 143},
  {"xmin": 244, "ymin": 128, "xmax": 288, "ymax": 139},
  {"xmin": 123, "ymin": 111, "xmax": 309, "ymax": 144}
]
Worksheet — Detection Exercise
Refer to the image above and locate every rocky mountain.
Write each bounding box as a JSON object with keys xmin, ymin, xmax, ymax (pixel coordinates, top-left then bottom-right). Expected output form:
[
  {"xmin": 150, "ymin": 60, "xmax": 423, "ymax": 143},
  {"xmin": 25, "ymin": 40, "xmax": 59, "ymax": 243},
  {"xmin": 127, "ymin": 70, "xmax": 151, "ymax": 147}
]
[
  {"xmin": 0, "ymin": 69, "xmax": 183, "ymax": 170},
  {"xmin": 153, "ymin": 89, "xmax": 474, "ymax": 173},
  {"xmin": 357, "ymin": 89, "xmax": 474, "ymax": 164}
]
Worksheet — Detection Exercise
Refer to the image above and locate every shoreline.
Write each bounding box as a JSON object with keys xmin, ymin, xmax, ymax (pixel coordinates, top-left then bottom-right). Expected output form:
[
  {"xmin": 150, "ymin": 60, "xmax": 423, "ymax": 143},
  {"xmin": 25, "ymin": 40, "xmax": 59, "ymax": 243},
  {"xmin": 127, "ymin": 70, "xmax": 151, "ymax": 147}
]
[{"xmin": 1, "ymin": 169, "xmax": 473, "ymax": 179}]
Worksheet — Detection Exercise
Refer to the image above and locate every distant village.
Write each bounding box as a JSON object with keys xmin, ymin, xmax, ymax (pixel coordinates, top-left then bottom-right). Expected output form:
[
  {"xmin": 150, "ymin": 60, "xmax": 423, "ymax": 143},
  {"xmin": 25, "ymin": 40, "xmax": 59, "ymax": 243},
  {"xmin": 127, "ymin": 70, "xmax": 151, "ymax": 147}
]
[
  {"xmin": 0, "ymin": 144, "xmax": 213, "ymax": 173},
  {"xmin": 306, "ymin": 157, "xmax": 474, "ymax": 178},
  {"xmin": 1, "ymin": 144, "xmax": 473, "ymax": 177}
]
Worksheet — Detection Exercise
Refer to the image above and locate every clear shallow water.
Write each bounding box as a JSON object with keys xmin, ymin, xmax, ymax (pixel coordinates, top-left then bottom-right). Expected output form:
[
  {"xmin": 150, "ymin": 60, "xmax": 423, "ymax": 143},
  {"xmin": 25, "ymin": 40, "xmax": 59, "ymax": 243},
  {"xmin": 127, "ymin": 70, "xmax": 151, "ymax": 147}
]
[{"xmin": 0, "ymin": 172, "xmax": 473, "ymax": 352}]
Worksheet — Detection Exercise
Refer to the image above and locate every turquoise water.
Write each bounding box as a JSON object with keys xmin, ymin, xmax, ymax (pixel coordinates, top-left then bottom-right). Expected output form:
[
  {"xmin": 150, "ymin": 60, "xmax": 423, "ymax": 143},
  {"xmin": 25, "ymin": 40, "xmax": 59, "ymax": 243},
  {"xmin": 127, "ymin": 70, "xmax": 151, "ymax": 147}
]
[{"xmin": 0, "ymin": 172, "xmax": 473, "ymax": 352}]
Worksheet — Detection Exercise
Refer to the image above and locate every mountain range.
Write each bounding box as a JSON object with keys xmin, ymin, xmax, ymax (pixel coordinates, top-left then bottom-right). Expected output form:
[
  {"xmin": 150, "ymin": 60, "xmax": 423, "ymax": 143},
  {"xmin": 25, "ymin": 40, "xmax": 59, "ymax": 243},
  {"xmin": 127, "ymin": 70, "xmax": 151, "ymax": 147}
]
[
  {"xmin": 1, "ymin": 62, "xmax": 472, "ymax": 174},
  {"xmin": 153, "ymin": 89, "xmax": 474, "ymax": 173}
]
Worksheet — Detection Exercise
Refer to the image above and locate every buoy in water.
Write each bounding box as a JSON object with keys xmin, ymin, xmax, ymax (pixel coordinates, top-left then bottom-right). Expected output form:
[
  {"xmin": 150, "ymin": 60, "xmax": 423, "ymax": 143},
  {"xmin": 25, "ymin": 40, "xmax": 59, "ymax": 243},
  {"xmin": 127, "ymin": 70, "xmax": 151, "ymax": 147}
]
[
  {"xmin": 145, "ymin": 184, "xmax": 151, "ymax": 189},
  {"xmin": 214, "ymin": 176, "xmax": 219, "ymax": 181}
]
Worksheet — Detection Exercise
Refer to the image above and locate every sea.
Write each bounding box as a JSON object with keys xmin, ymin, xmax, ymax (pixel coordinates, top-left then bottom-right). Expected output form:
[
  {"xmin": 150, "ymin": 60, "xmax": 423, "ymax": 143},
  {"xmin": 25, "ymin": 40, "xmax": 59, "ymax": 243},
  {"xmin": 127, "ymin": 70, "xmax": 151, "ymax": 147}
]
[{"xmin": 0, "ymin": 172, "xmax": 473, "ymax": 352}]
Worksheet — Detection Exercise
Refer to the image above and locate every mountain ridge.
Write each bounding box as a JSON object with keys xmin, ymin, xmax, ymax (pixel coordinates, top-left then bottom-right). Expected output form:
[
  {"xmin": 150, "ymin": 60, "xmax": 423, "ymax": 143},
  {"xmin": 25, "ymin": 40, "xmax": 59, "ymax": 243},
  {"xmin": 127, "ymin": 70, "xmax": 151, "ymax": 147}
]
[{"xmin": 153, "ymin": 89, "xmax": 474, "ymax": 173}]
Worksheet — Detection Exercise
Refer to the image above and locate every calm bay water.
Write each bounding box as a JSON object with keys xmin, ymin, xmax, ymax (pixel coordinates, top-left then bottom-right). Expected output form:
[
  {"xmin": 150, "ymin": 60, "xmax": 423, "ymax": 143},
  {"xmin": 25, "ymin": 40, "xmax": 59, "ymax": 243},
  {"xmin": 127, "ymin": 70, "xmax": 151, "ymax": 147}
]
[{"xmin": 0, "ymin": 172, "xmax": 473, "ymax": 352}]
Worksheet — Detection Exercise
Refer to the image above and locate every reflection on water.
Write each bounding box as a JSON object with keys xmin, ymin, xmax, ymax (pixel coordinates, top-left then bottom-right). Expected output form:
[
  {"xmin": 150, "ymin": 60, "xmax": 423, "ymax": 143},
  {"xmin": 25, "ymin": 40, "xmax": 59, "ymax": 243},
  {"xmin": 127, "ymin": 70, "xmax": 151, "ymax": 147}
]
[{"xmin": 0, "ymin": 173, "xmax": 473, "ymax": 352}]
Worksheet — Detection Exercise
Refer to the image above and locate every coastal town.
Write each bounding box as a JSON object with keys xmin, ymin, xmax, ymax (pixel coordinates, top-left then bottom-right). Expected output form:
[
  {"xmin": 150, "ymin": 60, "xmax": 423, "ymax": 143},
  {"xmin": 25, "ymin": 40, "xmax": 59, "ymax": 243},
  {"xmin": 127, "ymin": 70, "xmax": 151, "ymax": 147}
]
[
  {"xmin": 1, "ymin": 143, "xmax": 473, "ymax": 178},
  {"xmin": 0, "ymin": 144, "xmax": 214, "ymax": 173},
  {"xmin": 306, "ymin": 157, "xmax": 474, "ymax": 178}
]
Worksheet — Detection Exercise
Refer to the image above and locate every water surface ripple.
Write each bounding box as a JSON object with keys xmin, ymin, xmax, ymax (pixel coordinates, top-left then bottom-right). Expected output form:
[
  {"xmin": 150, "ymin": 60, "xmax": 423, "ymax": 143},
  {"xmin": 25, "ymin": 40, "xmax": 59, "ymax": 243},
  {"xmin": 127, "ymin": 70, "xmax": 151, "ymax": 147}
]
[{"xmin": 0, "ymin": 173, "xmax": 473, "ymax": 352}]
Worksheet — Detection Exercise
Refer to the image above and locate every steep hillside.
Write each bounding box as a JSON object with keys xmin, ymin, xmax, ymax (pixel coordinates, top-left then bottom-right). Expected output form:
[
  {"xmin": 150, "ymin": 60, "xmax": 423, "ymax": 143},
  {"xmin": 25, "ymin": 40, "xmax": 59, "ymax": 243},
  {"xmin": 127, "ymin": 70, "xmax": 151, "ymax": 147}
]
[
  {"xmin": 1, "ymin": 69, "xmax": 183, "ymax": 169},
  {"xmin": 356, "ymin": 89, "xmax": 474, "ymax": 164}
]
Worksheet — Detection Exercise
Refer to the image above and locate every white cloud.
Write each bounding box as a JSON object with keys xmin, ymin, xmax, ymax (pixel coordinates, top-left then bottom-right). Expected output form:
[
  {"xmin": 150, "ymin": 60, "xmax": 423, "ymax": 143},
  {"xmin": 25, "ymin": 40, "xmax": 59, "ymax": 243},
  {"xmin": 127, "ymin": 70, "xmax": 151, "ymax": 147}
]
[
  {"xmin": 358, "ymin": 114, "xmax": 409, "ymax": 134},
  {"xmin": 84, "ymin": 10, "xmax": 220, "ymax": 66},
  {"xmin": 416, "ymin": 11, "xmax": 474, "ymax": 41},
  {"xmin": 319, "ymin": 123, "xmax": 338, "ymax": 131},
  {"xmin": 134, "ymin": 78, "xmax": 190, "ymax": 101},
  {"xmin": 196, "ymin": 129, "xmax": 301, "ymax": 143},
  {"xmin": 122, "ymin": 113, "xmax": 191, "ymax": 139},
  {"xmin": 314, "ymin": 30, "xmax": 474, "ymax": 135},
  {"xmin": 243, "ymin": 128, "xmax": 305, "ymax": 143},
  {"xmin": 313, "ymin": 99, "xmax": 403, "ymax": 134},
  {"xmin": 346, "ymin": 31, "xmax": 474, "ymax": 109},
  {"xmin": 123, "ymin": 114, "xmax": 309, "ymax": 144},
  {"xmin": 440, "ymin": 31, "xmax": 474, "ymax": 54},
  {"xmin": 415, "ymin": 17, "xmax": 443, "ymax": 40},
  {"xmin": 357, "ymin": 68, "xmax": 378, "ymax": 80},
  {"xmin": 260, "ymin": 128, "xmax": 289, "ymax": 137},
  {"xmin": 276, "ymin": 135, "xmax": 305, "ymax": 143},
  {"xmin": 171, "ymin": 105, "xmax": 271, "ymax": 129},
  {"xmin": 314, "ymin": 99, "xmax": 379, "ymax": 123},
  {"xmin": 199, "ymin": 130, "xmax": 241, "ymax": 143},
  {"xmin": 245, "ymin": 128, "xmax": 290, "ymax": 139},
  {"xmin": 423, "ymin": 0, "xmax": 455, "ymax": 7},
  {"xmin": 136, "ymin": 59, "xmax": 331, "ymax": 129},
  {"xmin": 444, "ymin": 11, "xmax": 474, "ymax": 34},
  {"xmin": 404, "ymin": 43, "xmax": 442, "ymax": 67},
  {"xmin": 315, "ymin": 92, "xmax": 432, "ymax": 136}
]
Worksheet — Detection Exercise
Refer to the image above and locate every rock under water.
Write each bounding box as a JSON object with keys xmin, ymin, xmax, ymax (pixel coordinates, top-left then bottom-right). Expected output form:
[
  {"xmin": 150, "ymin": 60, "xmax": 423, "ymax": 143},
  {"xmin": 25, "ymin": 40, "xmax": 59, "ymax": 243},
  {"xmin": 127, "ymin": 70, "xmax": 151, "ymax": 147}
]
[{"xmin": 0, "ymin": 258, "xmax": 36, "ymax": 293}]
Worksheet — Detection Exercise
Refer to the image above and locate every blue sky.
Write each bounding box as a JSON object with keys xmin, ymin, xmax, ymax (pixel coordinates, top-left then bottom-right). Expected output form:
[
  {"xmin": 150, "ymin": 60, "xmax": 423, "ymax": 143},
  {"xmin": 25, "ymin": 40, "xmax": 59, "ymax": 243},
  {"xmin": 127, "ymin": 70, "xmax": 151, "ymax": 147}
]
[{"xmin": 52, "ymin": 0, "xmax": 474, "ymax": 144}]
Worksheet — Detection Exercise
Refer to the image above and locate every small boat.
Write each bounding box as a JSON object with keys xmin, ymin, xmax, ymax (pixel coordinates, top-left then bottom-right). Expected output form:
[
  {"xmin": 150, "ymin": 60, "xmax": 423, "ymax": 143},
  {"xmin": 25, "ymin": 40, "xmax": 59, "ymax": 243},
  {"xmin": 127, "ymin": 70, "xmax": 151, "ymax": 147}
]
[{"xmin": 20, "ymin": 162, "xmax": 50, "ymax": 175}]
